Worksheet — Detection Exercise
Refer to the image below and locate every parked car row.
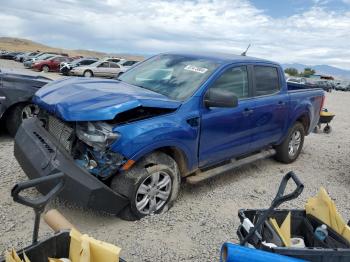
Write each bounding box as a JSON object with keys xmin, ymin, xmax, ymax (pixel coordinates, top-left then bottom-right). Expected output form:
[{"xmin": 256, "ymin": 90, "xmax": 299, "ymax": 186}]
[
  {"xmin": 334, "ymin": 81, "xmax": 350, "ymax": 91},
  {"xmin": 286, "ymin": 77, "xmax": 350, "ymax": 92},
  {"xmin": 1, "ymin": 49, "xmax": 141, "ymax": 79}
]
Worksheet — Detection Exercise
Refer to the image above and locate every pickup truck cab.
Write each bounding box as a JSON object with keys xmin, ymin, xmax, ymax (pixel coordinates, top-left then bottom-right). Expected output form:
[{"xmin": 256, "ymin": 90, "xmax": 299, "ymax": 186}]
[{"xmin": 14, "ymin": 52, "xmax": 324, "ymax": 220}]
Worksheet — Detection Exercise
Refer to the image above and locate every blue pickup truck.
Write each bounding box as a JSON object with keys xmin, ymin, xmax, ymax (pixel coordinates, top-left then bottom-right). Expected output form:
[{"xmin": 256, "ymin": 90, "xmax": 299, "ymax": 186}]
[{"xmin": 14, "ymin": 52, "xmax": 324, "ymax": 220}]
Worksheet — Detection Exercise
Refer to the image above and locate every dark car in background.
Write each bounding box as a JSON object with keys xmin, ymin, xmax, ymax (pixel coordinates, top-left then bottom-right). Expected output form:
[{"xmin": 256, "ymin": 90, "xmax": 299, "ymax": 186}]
[
  {"xmin": 60, "ymin": 57, "xmax": 98, "ymax": 75},
  {"xmin": 0, "ymin": 71, "xmax": 52, "ymax": 135},
  {"xmin": 0, "ymin": 51, "xmax": 24, "ymax": 60},
  {"xmin": 32, "ymin": 55, "xmax": 72, "ymax": 72}
]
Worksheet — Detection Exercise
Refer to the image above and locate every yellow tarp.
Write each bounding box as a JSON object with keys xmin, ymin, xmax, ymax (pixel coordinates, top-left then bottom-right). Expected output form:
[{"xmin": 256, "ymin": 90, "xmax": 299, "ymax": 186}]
[
  {"xmin": 269, "ymin": 212, "xmax": 291, "ymax": 247},
  {"xmin": 305, "ymin": 187, "xmax": 350, "ymax": 243},
  {"xmin": 69, "ymin": 229, "xmax": 121, "ymax": 262}
]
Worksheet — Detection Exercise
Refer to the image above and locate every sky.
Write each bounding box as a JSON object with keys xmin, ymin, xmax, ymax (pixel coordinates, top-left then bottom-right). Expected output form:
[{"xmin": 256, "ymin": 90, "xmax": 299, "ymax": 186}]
[{"xmin": 0, "ymin": 0, "xmax": 350, "ymax": 69}]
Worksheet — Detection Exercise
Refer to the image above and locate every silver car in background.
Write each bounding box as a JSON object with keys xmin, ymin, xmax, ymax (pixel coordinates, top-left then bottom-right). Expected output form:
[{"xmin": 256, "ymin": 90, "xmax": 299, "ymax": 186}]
[{"xmin": 70, "ymin": 60, "xmax": 122, "ymax": 78}]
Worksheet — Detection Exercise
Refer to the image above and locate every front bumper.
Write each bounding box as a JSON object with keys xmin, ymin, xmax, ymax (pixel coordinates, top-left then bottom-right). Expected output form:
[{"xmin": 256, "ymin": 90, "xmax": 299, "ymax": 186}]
[{"xmin": 14, "ymin": 118, "xmax": 129, "ymax": 214}]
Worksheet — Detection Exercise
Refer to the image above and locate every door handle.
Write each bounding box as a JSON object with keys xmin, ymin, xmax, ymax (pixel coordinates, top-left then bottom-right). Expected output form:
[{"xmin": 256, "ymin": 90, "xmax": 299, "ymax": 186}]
[
  {"xmin": 243, "ymin": 108, "xmax": 254, "ymax": 116},
  {"xmin": 278, "ymin": 101, "xmax": 286, "ymax": 106}
]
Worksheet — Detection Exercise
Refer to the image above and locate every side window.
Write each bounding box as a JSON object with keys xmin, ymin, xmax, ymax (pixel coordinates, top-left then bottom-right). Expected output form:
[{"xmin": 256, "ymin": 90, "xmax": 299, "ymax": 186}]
[
  {"xmin": 209, "ymin": 66, "xmax": 249, "ymax": 99},
  {"xmin": 254, "ymin": 66, "xmax": 279, "ymax": 96},
  {"xmin": 99, "ymin": 62, "xmax": 109, "ymax": 68},
  {"xmin": 124, "ymin": 61, "xmax": 136, "ymax": 66},
  {"xmin": 110, "ymin": 62, "xmax": 120, "ymax": 68}
]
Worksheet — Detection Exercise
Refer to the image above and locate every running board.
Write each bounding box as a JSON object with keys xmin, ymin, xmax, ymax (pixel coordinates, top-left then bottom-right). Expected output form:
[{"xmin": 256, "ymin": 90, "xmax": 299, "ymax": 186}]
[{"xmin": 186, "ymin": 149, "xmax": 276, "ymax": 184}]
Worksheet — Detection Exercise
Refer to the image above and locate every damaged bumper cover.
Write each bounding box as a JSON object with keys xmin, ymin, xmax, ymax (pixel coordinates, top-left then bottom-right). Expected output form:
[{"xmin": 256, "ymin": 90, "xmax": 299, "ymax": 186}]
[{"xmin": 14, "ymin": 118, "xmax": 129, "ymax": 214}]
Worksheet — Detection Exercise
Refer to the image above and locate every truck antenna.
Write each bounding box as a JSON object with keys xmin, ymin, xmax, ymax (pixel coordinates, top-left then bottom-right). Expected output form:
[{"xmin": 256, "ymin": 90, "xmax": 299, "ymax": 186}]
[{"xmin": 241, "ymin": 44, "xmax": 251, "ymax": 56}]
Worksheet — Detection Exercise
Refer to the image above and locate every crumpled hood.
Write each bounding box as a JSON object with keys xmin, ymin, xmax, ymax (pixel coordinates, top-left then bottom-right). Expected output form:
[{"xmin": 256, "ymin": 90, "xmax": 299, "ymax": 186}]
[{"xmin": 33, "ymin": 77, "xmax": 181, "ymax": 121}]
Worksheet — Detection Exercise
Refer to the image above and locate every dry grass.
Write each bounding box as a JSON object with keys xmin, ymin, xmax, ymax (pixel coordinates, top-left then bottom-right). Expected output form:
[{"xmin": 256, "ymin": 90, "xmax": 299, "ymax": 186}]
[{"xmin": 0, "ymin": 37, "xmax": 144, "ymax": 61}]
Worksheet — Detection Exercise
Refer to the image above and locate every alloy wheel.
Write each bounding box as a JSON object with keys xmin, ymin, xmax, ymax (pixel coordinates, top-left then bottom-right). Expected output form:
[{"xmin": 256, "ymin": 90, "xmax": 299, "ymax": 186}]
[
  {"xmin": 288, "ymin": 130, "xmax": 301, "ymax": 157},
  {"xmin": 135, "ymin": 171, "xmax": 172, "ymax": 215}
]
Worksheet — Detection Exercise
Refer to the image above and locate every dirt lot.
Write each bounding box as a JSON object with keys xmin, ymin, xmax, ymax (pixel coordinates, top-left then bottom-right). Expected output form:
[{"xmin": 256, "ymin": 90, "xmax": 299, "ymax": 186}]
[{"xmin": 0, "ymin": 59, "xmax": 350, "ymax": 261}]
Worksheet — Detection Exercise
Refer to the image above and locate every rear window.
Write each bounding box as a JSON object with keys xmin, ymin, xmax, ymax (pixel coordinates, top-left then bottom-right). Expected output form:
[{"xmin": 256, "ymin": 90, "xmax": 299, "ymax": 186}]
[{"xmin": 254, "ymin": 66, "xmax": 280, "ymax": 96}]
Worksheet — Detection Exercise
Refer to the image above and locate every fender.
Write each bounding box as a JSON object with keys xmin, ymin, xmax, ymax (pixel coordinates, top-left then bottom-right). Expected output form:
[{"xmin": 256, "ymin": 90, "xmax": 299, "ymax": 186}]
[
  {"xmin": 0, "ymin": 92, "xmax": 33, "ymax": 119},
  {"xmin": 276, "ymin": 103, "xmax": 312, "ymax": 146},
  {"xmin": 127, "ymin": 139, "xmax": 196, "ymax": 173}
]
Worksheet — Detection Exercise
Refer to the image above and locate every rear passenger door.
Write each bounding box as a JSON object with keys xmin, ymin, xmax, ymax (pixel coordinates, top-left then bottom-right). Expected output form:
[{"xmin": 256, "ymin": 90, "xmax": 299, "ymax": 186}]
[
  {"xmin": 249, "ymin": 65, "xmax": 289, "ymax": 151},
  {"xmin": 95, "ymin": 62, "xmax": 110, "ymax": 77},
  {"xmin": 109, "ymin": 62, "xmax": 121, "ymax": 77}
]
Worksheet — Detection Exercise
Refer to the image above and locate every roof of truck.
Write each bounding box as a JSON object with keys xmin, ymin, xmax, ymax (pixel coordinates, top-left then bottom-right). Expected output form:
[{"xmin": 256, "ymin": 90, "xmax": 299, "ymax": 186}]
[{"xmin": 164, "ymin": 51, "xmax": 279, "ymax": 66}]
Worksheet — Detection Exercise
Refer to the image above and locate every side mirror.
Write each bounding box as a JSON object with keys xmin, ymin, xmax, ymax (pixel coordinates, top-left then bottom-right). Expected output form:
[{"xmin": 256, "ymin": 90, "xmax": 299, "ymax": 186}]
[{"xmin": 204, "ymin": 89, "xmax": 238, "ymax": 108}]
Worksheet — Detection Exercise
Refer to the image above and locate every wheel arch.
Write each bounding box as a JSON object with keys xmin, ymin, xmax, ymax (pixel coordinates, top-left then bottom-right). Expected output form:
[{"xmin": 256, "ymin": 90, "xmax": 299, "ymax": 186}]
[
  {"xmin": 41, "ymin": 64, "xmax": 50, "ymax": 71},
  {"xmin": 128, "ymin": 143, "xmax": 194, "ymax": 177},
  {"xmin": 1, "ymin": 100, "xmax": 31, "ymax": 119},
  {"xmin": 84, "ymin": 69, "xmax": 94, "ymax": 76},
  {"xmin": 295, "ymin": 113, "xmax": 310, "ymax": 133}
]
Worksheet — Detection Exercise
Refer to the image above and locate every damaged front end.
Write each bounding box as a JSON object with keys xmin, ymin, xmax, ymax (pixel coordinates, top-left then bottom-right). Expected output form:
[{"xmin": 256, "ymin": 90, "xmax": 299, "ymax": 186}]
[{"xmin": 38, "ymin": 111, "xmax": 126, "ymax": 181}]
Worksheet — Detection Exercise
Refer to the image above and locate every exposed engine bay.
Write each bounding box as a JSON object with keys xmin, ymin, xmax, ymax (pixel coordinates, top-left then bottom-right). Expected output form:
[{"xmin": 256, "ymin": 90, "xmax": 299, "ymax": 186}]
[{"xmin": 37, "ymin": 106, "xmax": 175, "ymax": 180}]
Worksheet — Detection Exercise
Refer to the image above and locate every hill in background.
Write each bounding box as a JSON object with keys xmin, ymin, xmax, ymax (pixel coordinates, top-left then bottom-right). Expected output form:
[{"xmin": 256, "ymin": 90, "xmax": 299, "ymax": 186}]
[
  {"xmin": 282, "ymin": 63, "xmax": 350, "ymax": 80},
  {"xmin": 0, "ymin": 37, "xmax": 144, "ymax": 60}
]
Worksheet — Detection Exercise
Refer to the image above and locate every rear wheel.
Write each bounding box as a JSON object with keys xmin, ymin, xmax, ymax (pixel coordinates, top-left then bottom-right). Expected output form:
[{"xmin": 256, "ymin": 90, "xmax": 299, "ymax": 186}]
[
  {"xmin": 111, "ymin": 152, "xmax": 180, "ymax": 220},
  {"xmin": 5, "ymin": 103, "xmax": 39, "ymax": 136},
  {"xmin": 274, "ymin": 122, "xmax": 305, "ymax": 163}
]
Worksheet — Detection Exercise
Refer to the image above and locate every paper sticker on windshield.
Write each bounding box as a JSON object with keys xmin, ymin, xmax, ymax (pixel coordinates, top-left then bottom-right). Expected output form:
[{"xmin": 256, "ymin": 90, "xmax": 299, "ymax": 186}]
[{"xmin": 184, "ymin": 65, "xmax": 208, "ymax": 74}]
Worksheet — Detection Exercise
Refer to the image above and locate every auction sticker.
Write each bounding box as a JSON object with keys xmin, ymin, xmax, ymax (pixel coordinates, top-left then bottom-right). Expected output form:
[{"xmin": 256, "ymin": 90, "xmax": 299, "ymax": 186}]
[{"xmin": 184, "ymin": 65, "xmax": 208, "ymax": 74}]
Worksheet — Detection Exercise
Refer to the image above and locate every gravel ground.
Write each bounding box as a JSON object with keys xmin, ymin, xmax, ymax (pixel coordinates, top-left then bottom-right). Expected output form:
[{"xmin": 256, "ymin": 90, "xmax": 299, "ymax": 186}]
[{"xmin": 1, "ymin": 59, "xmax": 350, "ymax": 261}]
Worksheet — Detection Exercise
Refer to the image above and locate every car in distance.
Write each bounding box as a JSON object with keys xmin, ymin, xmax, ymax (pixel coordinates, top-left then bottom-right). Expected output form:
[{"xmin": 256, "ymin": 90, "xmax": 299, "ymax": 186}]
[
  {"xmin": 117, "ymin": 59, "xmax": 140, "ymax": 75},
  {"xmin": 335, "ymin": 82, "xmax": 350, "ymax": 91},
  {"xmin": 70, "ymin": 60, "xmax": 122, "ymax": 78},
  {"xmin": 15, "ymin": 52, "xmax": 324, "ymax": 220},
  {"xmin": 60, "ymin": 58, "xmax": 98, "ymax": 75},
  {"xmin": 23, "ymin": 54, "xmax": 57, "ymax": 68},
  {"xmin": 15, "ymin": 52, "xmax": 40, "ymax": 62},
  {"xmin": 32, "ymin": 56, "xmax": 72, "ymax": 72},
  {"xmin": 0, "ymin": 51, "xmax": 24, "ymax": 60},
  {"xmin": 0, "ymin": 71, "xmax": 51, "ymax": 136}
]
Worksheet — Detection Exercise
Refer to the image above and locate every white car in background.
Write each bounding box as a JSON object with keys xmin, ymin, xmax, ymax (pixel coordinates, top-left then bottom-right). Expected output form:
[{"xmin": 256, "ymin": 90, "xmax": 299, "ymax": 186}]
[
  {"xmin": 118, "ymin": 59, "xmax": 139, "ymax": 73},
  {"xmin": 70, "ymin": 60, "xmax": 122, "ymax": 78}
]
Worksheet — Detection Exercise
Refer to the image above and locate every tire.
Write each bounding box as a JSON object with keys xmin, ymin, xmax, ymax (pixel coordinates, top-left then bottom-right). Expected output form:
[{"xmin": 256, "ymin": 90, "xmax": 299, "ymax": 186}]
[
  {"xmin": 5, "ymin": 103, "xmax": 39, "ymax": 136},
  {"xmin": 274, "ymin": 122, "xmax": 305, "ymax": 164},
  {"xmin": 111, "ymin": 152, "xmax": 180, "ymax": 220},
  {"xmin": 323, "ymin": 125, "xmax": 332, "ymax": 134},
  {"xmin": 42, "ymin": 65, "xmax": 50, "ymax": 73},
  {"xmin": 83, "ymin": 70, "xmax": 93, "ymax": 77}
]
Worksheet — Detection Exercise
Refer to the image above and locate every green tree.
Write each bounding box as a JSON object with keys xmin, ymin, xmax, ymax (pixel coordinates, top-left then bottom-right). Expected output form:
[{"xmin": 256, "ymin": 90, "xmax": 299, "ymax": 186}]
[
  {"xmin": 300, "ymin": 67, "xmax": 316, "ymax": 77},
  {"xmin": 284, "ymin": 68, "xmax": 299, "ymax": 76}
]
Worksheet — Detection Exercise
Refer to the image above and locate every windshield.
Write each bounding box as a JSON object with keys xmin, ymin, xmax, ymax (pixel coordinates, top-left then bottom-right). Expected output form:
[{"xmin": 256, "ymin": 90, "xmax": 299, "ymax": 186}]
[{"xmin": 119, "ymin": 54, "xmax": 219, "ymax": 101}]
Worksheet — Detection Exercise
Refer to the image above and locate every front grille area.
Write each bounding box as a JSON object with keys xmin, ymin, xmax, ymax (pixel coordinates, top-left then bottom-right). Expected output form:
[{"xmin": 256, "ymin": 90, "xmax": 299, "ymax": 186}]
[{"xmin": 47, "ymin": 115, "xmax": 74, "ymax": 152}]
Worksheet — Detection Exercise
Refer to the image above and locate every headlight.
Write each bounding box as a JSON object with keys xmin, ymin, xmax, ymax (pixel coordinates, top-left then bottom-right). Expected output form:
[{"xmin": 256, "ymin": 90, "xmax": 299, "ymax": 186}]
[{"xmin": 76, "ymin": 121, "xmax": 120, "ymax": 150}]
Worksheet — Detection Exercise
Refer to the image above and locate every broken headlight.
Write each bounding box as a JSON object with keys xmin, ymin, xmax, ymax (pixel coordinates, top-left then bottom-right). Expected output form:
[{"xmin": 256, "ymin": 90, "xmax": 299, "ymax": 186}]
[{"xmin": 76, "ymin": 121, "xmax": 120, "ymax": 150}]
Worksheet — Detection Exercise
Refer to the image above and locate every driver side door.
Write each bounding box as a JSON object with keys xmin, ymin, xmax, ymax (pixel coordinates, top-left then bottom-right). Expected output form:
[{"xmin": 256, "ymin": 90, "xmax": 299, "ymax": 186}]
[{"xmin": 199, "ymin": 65, "xmax": 256, "ymax": 167}]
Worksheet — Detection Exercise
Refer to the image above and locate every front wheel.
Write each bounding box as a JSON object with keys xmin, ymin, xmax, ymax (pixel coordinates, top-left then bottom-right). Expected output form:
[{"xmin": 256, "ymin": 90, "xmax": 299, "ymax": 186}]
[
  {"xmin": 6, "ymin": 103, "xmax": 39, "ymax": 136},
  {"xmin": 83, "ymin": 70, "xmax": 93, "ymax": 77},
  {"xmin": 111, "ymin": 152, "xmax": 180, "ymax": 220},
  {"xmin": 274, "ymin": 122, "xmax": 305, "ymax": 163}
]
